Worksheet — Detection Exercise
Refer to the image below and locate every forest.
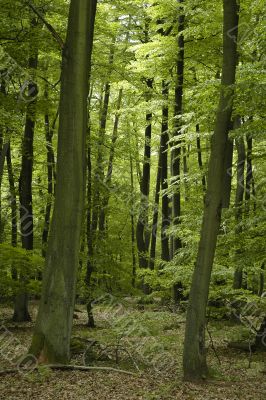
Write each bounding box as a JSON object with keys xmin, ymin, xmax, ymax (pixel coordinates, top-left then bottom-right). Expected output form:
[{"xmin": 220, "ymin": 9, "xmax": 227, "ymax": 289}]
[{"xmin": 0, "ymin": 0, "xmax": 265, "ymax": 398}]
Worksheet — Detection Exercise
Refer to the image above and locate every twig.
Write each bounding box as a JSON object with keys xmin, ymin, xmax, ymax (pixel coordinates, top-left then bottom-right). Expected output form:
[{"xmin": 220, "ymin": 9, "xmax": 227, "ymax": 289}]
[
  {"xmin": 206, "ymin": 324, "xmax": 221, "ymax": 365},
  {"xmin": 0, "ymin": 364, "xmax": 138, "ymax": 376}
]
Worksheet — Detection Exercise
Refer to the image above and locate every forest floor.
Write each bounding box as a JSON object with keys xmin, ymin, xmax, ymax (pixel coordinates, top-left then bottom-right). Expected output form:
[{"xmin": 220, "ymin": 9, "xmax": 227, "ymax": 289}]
[{"xmin": 0, "ymin": 299, "xmax": 265, "ymax": 400}]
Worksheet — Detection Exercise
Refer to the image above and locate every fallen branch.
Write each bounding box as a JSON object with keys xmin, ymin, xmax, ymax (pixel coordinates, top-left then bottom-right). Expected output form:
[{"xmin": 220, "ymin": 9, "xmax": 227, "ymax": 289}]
[{"xmin": 0, "ymin": 364, "xmax": 138, "ymax": 376}]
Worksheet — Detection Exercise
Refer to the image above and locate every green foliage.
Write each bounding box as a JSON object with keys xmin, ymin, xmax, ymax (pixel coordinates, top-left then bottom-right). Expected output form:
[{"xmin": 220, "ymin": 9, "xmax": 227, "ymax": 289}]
[{"xmin": 0, "ymin": 244, "xmax": 43, "ymax": 298}]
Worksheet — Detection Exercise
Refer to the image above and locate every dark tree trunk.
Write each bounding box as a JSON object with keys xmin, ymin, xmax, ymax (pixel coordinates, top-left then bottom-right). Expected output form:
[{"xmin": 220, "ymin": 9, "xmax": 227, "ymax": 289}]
[
  {"xmin": 136, "ymin": 78, "xmax": 153, "ymax": 278},
  {"xmin": 171, "ymin": 0, "xmax": 184, "ymax": 255},
  {"xmin": 183, "ymin": 0, "xmax": 239, "ymax": 380},
  {"xmin": 0, "ymin": 80, "xmax": 6, "ymax": 242},
  {"xmin": 99, "ymin": 88, "xmax": 123, "ymax": 231},
  {"xmin": 196, "ymin": 124, "xmax": 206, "ymax": 193},
  {"xmin": 130, "ymin": 152, "xmax": 137, "ymax": 287},
  {"xmin": 14, "ymin": 17, "xmax": 39, "ymax": 322},
  {"xmin": 233, "ymin": 117, "xmax": 246, "ymax": 289},
  {"xmin": 86, "ymin": 121, "xmax": 95, "ymax": 328},
  {"xmin": 161, "ymin": 81, "xmax": 170, "ymax": 262},
  {"xmin": 6, "ymin": 143, "xmax": 18, "ymax": 280},
  {"xmin": 149, "ymin": 150, "xmax": 161, "ymax": 270},
  {"xmin": 92, "ymin": 42, "xmax": 115, "ymax": 235},
  {"xmin": 41, "ymin": 87, "xmax": 57, "ymax": 258},
  {"xmin": 245, "ymin": 133, "xmax": 255, "ymax": 212},
  {"xmin": 84, "ymin": 1, "xmax": 98, "ymax": 328}
]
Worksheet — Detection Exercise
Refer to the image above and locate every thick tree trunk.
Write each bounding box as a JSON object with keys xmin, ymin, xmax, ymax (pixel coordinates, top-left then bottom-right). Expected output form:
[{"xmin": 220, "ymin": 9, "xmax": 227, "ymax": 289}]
[
  {"xmin": 29, "ymin": 0, "xmax": 97, "ymax": 363},
  {"xmin": 183, "ymin": 0, "xmax": 239, "ymax": 380},
  {"xmin": 161, "ymin": 81, "xmax": 170, "ymax": 262}
]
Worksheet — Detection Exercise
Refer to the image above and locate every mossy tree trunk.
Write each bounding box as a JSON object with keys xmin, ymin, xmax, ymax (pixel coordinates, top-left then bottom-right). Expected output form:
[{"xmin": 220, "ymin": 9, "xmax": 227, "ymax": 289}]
[
  {"xmin": 29, "ymin": 0, "xmax": 97, "ymax": 364},
  {"xmin": 183, "ymin": 0, "xmax": 239, "ymax": 380}
]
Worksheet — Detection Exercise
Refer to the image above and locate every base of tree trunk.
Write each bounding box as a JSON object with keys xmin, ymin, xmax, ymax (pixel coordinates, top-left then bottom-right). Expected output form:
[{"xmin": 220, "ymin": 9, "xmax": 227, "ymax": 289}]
[
  {"xmin": 12, "ymin": 293, "xmax": 31, "ymax": 322},
  {"xmin": 86, "ymin": 302, "xmax": 96, "ymax": 328}
]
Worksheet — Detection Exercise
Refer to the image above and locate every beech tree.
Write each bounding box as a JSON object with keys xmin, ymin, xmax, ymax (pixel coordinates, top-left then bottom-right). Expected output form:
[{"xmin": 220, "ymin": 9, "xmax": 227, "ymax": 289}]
[
  {"xmin": 183, "ymin": 0, "xmax": 239, "ymax": 380},
  {"xmin": 29, "ymin": 0, "xmax": 97, "ymax": 363}
]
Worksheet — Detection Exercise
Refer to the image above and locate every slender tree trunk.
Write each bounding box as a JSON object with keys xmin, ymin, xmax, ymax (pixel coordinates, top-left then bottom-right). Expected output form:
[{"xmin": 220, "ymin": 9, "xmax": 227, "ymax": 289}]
[
  {"xmin": 86, "ymin": 120, "xmax": 95, "ymax": 328},
  {"xmin": 233, "ymin": 117, "xmax": 245, "ymax": 289},
  {"xmin": 196, "ymin": 124, "xmax": 206, "ymax": 193},
  {"xmin": 171, "ymin": 0, "xmax": 185, "ymax": 302},
  {"xmin": 13, "ymin": 16, "xmax": 39, "ymax": 322},
  {"xmin": 0, "ymin": 80, "xmax": 6, "ymax": 242},
  {"xmin": 130, "ymin": 151, "xmax": 137, "ymax": 287},
  {"xmin": 149, "ymin": 150, "xmax": 161, "ymax": 270},
  {"xmin": 245, "ymin": 133, "xmax": 255, "ymax": 212},
  {"xmin": 99, "ymin": 88, "xmax": 123, "ymax": 231},
  {"xmin": 161, "ymin": 81, "xmax": 170, "ymax": 262},
  {"xmin": 6, "ymin": 143, "xmax": 18, "ymax": 280},
  {"xmin": 92, "ymin": 42, "xmax": 115, "ymax": 235},
  {"xmin": 29, "ymin": 0, "xmax": 97, "ymax": 363},
  {"xmin": 136, "ymin": 78, "xmax": 152, "ymax": 281},
  {"xmin": 183, "ymin": 0, "xmax": 239, "ymax": 380},
  {"xmin": 41, "ymin": 88, "xmax": 57, "ymax": 258},
  {"xmin": 171, "ymin": 0, "xmax": 184, "ymax": 256}
]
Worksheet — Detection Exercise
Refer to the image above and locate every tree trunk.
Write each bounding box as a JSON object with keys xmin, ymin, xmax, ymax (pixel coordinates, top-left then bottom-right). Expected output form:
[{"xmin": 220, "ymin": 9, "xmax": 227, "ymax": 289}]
[
  {"xmin": 99, "ymin": 88, "xmax": 123, "ymax": 231},
  {"xmin": 92, "ymin": 42, "xmax": 115, "ymax": 235},
  {"xmin": 13, "ymin": 16, "xmax": 39, "ymax": 323},
  {"xmin": 136, "ymin": 78, "xmax": 153, "ymax": 278},
  {"xmin": 6, "ymin": 143, "xmax": 18, "ymax": 280},
  {"xmin": 149, "ymin": 150, "xmax": 161, "ymax": 270},
  {"xmin": 29, "ymin": 0, "xmax": 97, "ymax": 364},
  {"xmin": 183, "ymin": 0, "xmax": 239, "ymax": 380},
  {"xmin": 171, "ymin": 0, "xmax": 184, "ymax": 256},
  {"xmin": 233, "ymin": 117, "xmax": 245, "ymax": 289},
  {"xmin": 161, "ymin": 81, "xmax": 170, "ymax": 262},
  {"xmin": 41, "ymin": 86, "xmax": 57, "ymax": 258},
  {"xmin": 196, "ymin": 124, "xmax": 206, "ymax": 193},
  {"xmin": 130, "ymin": 150, "xmax": 137, "ymax": 287},
  {"xmin": 245, "ymin": 133, "xmax": 255, "ymax": 213}
]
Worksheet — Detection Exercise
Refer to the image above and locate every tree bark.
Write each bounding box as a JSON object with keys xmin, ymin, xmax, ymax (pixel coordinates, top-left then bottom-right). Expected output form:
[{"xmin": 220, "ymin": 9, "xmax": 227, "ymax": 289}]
[
  {"xmin": 149, "ymin": 150, "xmax": 161, "ymax": 270},
  {"xmin": 183, "ymin": 0, "xmax": 239, "ymax": 380},
  {"xmin": 130, "ymin": 151, "xmax": 137, "ymax": 287},
  {"xmin": 233, "ymin": 117, "xmax": 245, "ymax": 289},
  {"xmin": 41, "ymin": 87, "xmax": 57, "ymax": 258},
  {"xmin": 196, "ymin": 124, "xmax": 206, "ymax": 193},
  {"xmin": 161, "ymin": 81, "xmax": 170, "ymax": 262},
  {"xmin": 171, "ymin": 0, "xmax": 184, "ymax": 256},
  {"xmin": 136, "ymin": 78, "xmax": 153, "ymax": 277},
  {"xmin": 29, "ymin": 0, "xmax": 97, "ymax": 364},
  {"xmin": 6, "ymin": 143, "xmax": 18, "ymax": 280},
  {"xmin": 99, "ymin": 88, "xmax": 123, "ymax": 231},
  {"xmin": 13, "ymin": 16, "xmax": 39, "ymax": 322}
]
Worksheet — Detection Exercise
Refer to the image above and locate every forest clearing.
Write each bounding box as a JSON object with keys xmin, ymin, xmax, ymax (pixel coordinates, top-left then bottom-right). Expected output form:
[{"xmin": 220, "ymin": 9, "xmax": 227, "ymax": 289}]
[{"xmin": 0, "ymin": 0, "xmax": 265, "ymax": 398}]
